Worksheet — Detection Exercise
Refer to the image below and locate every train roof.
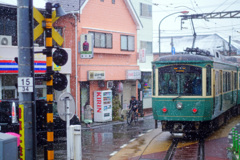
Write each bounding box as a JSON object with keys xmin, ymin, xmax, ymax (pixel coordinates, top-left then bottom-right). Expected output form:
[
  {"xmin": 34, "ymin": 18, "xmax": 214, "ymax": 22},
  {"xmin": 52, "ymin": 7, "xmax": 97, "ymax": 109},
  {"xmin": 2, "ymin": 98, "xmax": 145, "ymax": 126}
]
[
  {"xmin": 153, "ymin": 54, "xmax": 240, "ymax": 67},
  {"xmin": 153, "ymin": 54, "xmax": 213, "ymax": 64}
]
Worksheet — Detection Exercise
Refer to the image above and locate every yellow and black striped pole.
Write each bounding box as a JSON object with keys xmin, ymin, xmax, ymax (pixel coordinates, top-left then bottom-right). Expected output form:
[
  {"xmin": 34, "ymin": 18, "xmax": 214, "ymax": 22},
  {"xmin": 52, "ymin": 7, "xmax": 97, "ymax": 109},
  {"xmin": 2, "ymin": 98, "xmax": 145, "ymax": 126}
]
[{"xmin": 45, "ymin": 2, "xmax": 54, "ymax": 160}]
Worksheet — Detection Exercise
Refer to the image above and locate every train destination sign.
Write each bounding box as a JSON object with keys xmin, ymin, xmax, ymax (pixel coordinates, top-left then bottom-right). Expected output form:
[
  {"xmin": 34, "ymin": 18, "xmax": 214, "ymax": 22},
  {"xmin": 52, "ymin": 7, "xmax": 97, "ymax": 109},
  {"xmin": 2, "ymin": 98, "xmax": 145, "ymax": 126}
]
[{"xmin": 174, "ymin": 67, "xmax": 186, "ymax": 73}]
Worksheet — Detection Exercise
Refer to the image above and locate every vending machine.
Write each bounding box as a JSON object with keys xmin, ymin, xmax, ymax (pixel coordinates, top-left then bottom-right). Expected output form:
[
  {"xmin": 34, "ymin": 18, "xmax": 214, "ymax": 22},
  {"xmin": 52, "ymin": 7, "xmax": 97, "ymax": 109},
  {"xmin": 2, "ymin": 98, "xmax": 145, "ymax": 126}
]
[{"xmin": 94, "ymin": 90, "xmax": 112, "ymax": 122}]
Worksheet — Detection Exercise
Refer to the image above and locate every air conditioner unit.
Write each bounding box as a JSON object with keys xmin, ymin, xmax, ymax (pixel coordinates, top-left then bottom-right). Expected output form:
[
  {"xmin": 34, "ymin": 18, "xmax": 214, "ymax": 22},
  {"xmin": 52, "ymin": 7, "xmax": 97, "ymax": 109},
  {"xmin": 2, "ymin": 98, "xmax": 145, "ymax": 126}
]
[
  {"xmin": 0, "ymin": 35, "xmax": 12, "ymax": 46},
  {"xmin": 107, "ymin": 81, "xmax": 113, "ymax": 89}
]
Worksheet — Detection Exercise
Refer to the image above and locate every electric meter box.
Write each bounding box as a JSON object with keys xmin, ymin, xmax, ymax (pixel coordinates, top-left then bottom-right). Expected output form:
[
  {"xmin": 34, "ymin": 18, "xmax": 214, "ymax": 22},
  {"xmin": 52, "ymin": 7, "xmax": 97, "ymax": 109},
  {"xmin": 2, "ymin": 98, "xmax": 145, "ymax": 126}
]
[{"xmin": 0, "ymin": 132, "xmax": 18, "ymax": 160}]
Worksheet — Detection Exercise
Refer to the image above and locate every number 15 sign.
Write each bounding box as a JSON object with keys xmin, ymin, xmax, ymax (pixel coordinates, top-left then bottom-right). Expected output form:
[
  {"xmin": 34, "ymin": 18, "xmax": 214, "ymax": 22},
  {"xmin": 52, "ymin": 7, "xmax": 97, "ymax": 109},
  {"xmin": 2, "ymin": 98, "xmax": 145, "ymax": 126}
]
[{"xmin": 18, "ymin": 77, "xmax": 33, "ymax": 92}]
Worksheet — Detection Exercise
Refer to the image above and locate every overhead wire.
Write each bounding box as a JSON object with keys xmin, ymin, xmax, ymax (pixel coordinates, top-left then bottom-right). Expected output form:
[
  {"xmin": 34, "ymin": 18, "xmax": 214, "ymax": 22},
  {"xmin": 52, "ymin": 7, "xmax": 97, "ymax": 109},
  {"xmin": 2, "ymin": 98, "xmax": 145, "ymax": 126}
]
[
  {"xmin": 151, "ymin": 0, "xmax": 239, "ymax": 41},
  {"xmin": 222, "ymin": 0, "xmax": 238, "ymax": 11},
  {"xmin": 211, "ymin": 0, "xmax": 231, "ymax": 13}
]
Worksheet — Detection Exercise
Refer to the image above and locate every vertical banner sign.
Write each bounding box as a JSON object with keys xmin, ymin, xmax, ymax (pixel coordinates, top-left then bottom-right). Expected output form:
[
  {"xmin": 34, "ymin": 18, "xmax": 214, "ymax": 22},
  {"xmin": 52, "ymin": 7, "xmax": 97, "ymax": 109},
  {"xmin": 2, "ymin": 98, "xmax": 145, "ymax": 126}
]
[
  {"xmin": 80, "ymin": 34, "xmax": 94, "ymax": 59},
  {"xmin": 97, "ymin": 92, "xmax": 102, "ymax": 113},
  {"xmin": 139, "ymin": 48, "xmax": 146, "ymax": 63},
  {"xmin": 19, "ymin": 104, "xmax": 25, "ymax": 160}
]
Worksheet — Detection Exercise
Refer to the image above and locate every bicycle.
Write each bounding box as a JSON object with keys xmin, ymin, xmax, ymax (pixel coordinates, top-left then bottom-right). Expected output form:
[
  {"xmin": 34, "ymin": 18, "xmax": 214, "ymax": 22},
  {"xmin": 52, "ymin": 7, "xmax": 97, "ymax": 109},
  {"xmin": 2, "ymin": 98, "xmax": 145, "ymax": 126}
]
[{"xmin": 127, "ymin": 105, "xmax": 138, "ymax": 125}]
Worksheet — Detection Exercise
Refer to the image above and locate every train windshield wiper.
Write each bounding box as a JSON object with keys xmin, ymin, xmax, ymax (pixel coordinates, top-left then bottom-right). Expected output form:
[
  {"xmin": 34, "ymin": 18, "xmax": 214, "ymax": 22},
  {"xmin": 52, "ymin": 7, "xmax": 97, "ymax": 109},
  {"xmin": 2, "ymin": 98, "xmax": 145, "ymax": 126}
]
[{"xmin": 172, "ymin": 94, "xmax": 181, "ymax": 101}]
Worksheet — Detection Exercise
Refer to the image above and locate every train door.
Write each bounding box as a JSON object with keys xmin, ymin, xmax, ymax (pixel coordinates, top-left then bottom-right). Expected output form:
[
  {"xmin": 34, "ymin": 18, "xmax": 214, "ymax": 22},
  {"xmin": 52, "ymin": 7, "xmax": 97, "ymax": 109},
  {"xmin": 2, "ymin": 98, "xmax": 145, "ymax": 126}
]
[
  {"xmin": 214, "ymin": 70, "xmax": 217, "ymax": 114},
  {"xmin": 213, "ymin": 70, "xmax": 216, "ymax": 114},
  {"xmin": 220, "ymin": 70, "xmax": 223, "ymax": 111},
  {"xmin": 215, "ymin": 70, "xmax": 223, "ymax": 112},
  {"xmin": 233, "ymin": 72, "xmax": 237, "ymax": 105},
  {"xmin": 231, "ymin": 71, "xmax": 234, "ymax": 104}
]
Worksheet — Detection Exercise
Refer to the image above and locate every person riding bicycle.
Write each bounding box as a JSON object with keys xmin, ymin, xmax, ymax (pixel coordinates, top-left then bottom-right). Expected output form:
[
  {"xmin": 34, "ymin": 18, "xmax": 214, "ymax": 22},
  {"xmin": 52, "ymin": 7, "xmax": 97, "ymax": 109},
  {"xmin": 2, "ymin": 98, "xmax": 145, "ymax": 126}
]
[{"xmin": 129, "ymin": 96, "xmax": 138, "ymax": 113}]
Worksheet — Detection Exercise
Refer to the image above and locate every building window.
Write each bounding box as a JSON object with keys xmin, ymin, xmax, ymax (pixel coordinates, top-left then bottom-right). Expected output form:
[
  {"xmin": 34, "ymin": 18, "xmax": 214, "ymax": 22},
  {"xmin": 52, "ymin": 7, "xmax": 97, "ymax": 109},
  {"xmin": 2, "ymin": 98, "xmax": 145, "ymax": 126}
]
[
  {"xmin": 89, "ymin": 31, "xmax": 112, "ymax": 49},
  {"xmin": 140, "ymin": 41, "xmax": 152, "ymax": 54},
  {"xmin": 121, "ymin": 35, "xmax": 134, "ymax": 51},
  {"xmin": 140, "ymin": 3, "xmax": 152, "ymax": 18},
  {"xmin": 112, "ymin": 0, "xmax": 115, "ymax": 4},
  {"xmin": 0, "ymin": 16, "xmax": 17, "ymax": 46},
  {"xmin": 1, "ymin": 75, "xmax": 18, "ymax": 99}
]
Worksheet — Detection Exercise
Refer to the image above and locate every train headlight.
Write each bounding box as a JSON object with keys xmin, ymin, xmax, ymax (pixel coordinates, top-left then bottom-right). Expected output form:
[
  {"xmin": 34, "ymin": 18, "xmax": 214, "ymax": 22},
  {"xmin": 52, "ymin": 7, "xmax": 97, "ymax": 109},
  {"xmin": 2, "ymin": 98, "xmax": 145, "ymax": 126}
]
[{"xmin": 176, "ymin": 102, "xmax": 183, "ymax": 110}]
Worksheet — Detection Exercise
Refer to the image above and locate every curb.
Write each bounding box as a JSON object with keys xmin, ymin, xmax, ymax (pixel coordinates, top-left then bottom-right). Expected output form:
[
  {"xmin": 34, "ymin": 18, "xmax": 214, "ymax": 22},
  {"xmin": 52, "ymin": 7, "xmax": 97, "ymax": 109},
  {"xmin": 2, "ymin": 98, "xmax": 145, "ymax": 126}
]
[{"xmin": 81, "ymin": 114, "xmax": 153, "ymax": 130}]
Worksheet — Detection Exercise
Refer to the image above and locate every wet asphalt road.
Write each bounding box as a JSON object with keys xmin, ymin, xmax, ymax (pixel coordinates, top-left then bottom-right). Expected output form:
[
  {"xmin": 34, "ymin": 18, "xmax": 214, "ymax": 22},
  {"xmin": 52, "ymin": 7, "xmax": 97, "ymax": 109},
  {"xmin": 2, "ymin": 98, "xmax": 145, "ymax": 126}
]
[{"xmin": 37, "ymin": 116, "xmax": 155, "ymax": 160}]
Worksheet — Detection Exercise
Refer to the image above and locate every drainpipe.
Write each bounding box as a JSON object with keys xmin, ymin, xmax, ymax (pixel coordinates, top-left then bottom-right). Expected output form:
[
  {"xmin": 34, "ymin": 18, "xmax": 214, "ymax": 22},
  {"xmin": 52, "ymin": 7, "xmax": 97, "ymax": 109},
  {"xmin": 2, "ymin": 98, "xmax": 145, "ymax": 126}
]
[{"xmin": 71, "ymin": 13, "xmax": 78, "ymax": 116}]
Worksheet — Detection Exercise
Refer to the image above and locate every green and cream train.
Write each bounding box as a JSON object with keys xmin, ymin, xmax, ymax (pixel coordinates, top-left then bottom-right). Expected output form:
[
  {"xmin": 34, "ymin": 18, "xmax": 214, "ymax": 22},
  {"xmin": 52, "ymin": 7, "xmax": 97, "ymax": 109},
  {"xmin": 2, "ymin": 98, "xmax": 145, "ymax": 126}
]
[{"xmin": 152, "ymin": 49, "xmax": 240, "ymax": 135}]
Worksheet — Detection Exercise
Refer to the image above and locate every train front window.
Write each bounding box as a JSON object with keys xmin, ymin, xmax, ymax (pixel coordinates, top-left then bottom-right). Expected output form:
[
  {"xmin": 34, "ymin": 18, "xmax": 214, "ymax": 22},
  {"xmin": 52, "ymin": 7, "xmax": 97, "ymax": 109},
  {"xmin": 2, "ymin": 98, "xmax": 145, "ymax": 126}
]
[{"xmin": 158, "ymin": 65, "xmax": 202, "ymax": 96}]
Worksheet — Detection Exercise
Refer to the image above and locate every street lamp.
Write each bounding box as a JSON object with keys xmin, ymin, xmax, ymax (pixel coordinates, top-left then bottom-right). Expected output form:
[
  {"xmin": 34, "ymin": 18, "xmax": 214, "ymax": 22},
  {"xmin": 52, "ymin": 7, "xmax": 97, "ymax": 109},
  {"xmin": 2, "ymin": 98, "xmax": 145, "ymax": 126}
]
[
  {"xmin": 175, "ymin": 6, "xmax": 196, "ymax": 13},
  {"xmin": 158, "ymin": 11, "xmax": 189, "ymax": 56}
]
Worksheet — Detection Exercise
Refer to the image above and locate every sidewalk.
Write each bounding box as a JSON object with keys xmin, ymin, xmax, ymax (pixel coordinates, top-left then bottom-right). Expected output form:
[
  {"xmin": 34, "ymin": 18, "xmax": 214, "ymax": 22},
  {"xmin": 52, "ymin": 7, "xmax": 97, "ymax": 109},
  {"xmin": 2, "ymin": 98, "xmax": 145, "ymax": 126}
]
[{"xmin": 81, "ymin": 112, "xmax": 153, "ymax": 129}]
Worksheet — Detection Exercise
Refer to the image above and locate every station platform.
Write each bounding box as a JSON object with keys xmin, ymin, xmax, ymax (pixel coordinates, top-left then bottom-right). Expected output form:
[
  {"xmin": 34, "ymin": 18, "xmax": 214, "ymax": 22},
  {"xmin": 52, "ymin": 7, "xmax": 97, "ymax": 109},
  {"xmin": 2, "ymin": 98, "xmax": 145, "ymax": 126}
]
[
  {"xmin": 81, "ymin": 110, "xmax": 153, "ymax": 129},
  {"xmin": 110, "ymin": 115, "xmax": 240, "ymax": 160}
]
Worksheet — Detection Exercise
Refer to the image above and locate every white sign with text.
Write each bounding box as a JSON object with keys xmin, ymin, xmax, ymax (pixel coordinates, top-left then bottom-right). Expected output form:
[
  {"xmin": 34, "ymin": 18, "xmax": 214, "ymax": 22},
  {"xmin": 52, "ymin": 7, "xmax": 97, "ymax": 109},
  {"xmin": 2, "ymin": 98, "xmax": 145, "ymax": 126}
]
[
  {"xmin": 18, "ymin": 77, "xmax": 33, "ymax": 92},
  {"xmin": 126, "ymin": 70, "xmax": 141, "ymax": 80},
  {"xmin": 139, "ymin": 48, "xmax": 146, "ymax": 63}
]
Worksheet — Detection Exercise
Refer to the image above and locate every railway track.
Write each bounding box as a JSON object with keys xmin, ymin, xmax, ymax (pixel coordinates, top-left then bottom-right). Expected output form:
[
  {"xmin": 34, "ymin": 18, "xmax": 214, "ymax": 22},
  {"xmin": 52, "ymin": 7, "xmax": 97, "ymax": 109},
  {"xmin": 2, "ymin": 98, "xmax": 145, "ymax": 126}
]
[
  {"xmin": 163, "ymin": 137, "xmax": 205, "ymax": 160},
  {"xmin": 164, "ymin": 139, "xmax": 179, "ymax": 160}
]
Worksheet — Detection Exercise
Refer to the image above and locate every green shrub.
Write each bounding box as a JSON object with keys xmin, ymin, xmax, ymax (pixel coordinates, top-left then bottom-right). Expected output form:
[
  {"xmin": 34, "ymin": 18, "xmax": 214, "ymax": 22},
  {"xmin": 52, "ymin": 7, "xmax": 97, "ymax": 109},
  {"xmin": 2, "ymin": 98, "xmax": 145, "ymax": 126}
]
[{"xmin": 112, "ymin": 95, "xmax": 121, "ymax": 121}]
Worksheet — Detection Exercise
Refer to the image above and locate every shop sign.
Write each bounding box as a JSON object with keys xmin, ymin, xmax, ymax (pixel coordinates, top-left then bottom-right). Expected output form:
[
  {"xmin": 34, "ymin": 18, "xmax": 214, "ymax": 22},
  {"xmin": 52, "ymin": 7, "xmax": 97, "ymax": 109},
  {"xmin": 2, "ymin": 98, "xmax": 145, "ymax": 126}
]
[
  {"xmin": 79, "ymin": 34, "xmax": 94, "ymax": 59},
  {"xmin": 126, "ymin": 70, "xmax": 141, "ymax": 80},
  {"xmin": 88, "ymin": 71, "xmax": 105, "ymax": 80},
  {"xmin": 139, "ymin": 48, "xmax": 146, "ymax": 63}
]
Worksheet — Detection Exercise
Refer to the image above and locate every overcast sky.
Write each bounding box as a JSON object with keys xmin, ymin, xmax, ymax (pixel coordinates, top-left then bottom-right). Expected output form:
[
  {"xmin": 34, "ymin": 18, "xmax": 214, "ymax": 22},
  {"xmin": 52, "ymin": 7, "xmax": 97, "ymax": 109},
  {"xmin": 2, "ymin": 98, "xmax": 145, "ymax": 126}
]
[
  {"xmin": 1, "ymin": 0, "xmax": 239, "ymax": 45},
  {"xmin": 152, "ymin": 0, "xmax": 240, "ymax": 41}
]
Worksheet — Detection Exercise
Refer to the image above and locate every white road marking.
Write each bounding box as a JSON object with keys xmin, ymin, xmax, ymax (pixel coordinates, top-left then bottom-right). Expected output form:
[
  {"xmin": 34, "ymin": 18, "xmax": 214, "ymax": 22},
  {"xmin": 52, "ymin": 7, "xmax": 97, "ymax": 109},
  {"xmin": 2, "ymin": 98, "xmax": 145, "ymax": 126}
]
[
  {"xmin": 110, "ymin": 151, "xmax": 118, "ymax": 156},
  {"xmin": 129, "ymin": 138, "xmax": 136, "ymax": 142},
  {"xmin": 120, "ymin": 144, "xmax": 127, "ymax": 148},
  {"xmin": 147, "ymin": 129, "xmax": 153, "ymax": 132},
  {"xmin": 138, "ymin": 133, "xmax": 144, "ymax": 137}
]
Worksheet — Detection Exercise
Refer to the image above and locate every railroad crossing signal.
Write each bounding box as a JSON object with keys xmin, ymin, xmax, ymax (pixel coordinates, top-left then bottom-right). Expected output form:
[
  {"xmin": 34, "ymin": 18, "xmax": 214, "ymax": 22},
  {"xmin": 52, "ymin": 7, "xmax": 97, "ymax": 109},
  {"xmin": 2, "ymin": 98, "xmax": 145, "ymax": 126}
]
[
  {"xmin": 33, "ymin": 7, "xmax": 64, "ymax": 46},
  {"xmin": 33, "ymin": 3, "xmax": 67, "ymax": 159}
]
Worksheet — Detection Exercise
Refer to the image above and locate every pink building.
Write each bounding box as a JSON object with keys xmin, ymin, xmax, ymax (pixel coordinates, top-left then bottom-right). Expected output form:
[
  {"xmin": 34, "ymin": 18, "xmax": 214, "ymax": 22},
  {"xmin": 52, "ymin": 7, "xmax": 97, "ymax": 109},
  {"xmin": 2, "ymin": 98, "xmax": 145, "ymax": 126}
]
[{"xmin": 52, "ymin": 0, "xmax": 141, "ymax": 121}]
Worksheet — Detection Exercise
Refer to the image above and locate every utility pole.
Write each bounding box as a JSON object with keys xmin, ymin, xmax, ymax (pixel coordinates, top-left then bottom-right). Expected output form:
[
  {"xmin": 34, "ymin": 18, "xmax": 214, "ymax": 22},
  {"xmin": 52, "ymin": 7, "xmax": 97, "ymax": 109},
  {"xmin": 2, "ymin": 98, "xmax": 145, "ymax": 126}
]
[
  {"xmin": 18, "ymin": 0, "xmax": 36, "ymax": 159},
  {"xmin": 229, "ymin": 36, "xmax": 232, "ymax": 56}
]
